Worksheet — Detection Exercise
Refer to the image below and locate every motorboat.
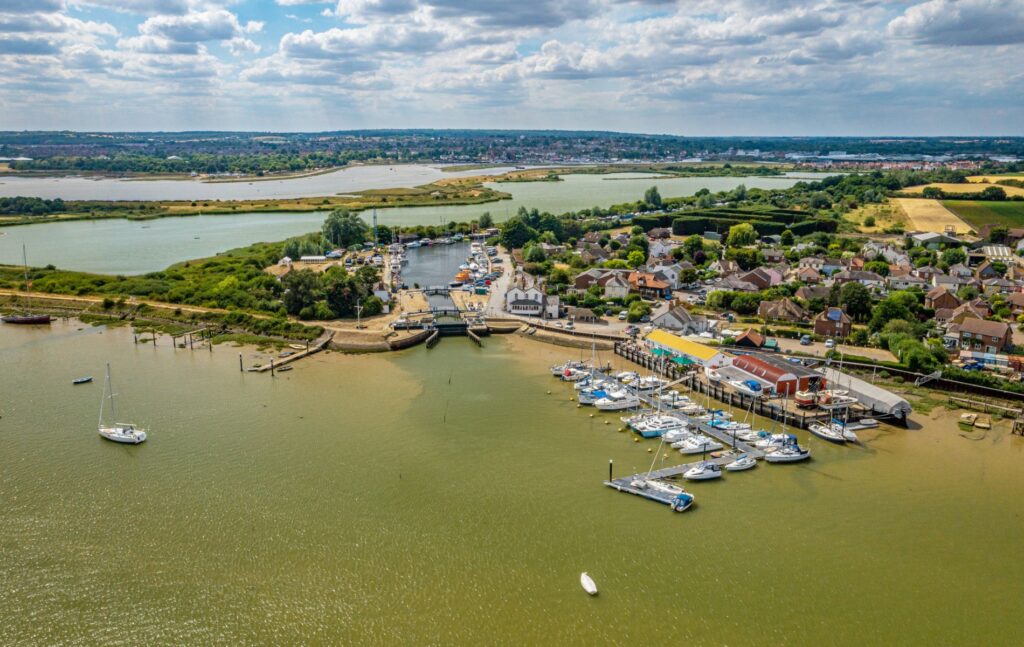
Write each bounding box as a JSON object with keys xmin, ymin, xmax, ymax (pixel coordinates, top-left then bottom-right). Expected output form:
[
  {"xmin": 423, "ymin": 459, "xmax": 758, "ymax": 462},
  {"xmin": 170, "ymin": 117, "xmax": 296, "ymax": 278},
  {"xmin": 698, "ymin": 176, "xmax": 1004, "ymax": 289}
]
[
  {"xmin": 551, "ymin": 360, "xmax": 587, "ymax": 376},
  {"xmin": 678, "ymin": 403, "xmax": 706, "ymax": 416},
  {"xmin": 724, "ymin": 454, "xmax": 757, "ymax": 472},
  {"xmin": 614, "ymin": 371, "xmax": 639, "ymax": 384},
  {"xmin": 72, "ymin": 376, "xmax": 93, "ymax": 385},
  {"xmin": 674, "ymin": 436, "xmax": 724, "ymax": 455},
  {"xmin": 853, "ymin": 418, "xmax": 879, "ymax": 429},
  {"xmin": 709, "ymin": 420, "xmax": 750, "ymax": 432},
  {"xmin": 658, "ymin": 392, "xmax": 691, "ymax": 409},
  {"xmin": 728, "ymin": 379, "xmax": 764, "ymax": 398},
  {"xmin": 580, "ymin": 572, "xmax": 598, "ymax": 596},
  {"xmin": 808, "ymin": 422, "xmax": 846, "ymax": 444},
  {"xmin": 705, "ymin": 367, "xmax": 722, "ymax": 383},
  {"xmin": 794, "ymin": 390, "xmax": 817, "ymax": 408},
  {"xmin": 671, "ymin": 491, "xmax": 696, "ymax": 512},
  {"xmin": 817, "ymin": 390, "xmax": 858, "ymax": 408},
  {"xmin": 97, "ymin": 364, "xmax": 147, "ymax": 445},
  {"xmin": 662, "ymin": 428, "xmax": 694, "ymax": 444},
  {"xmin": 630, "ymin": 415, "xmax": 687, "ymax": 439},
  {"xmin": 630, "ymin": 477, "xmax": 687, "ymax": 496},
  {"xmin": 561, "ymin": 367, "xmax": 590, "ymax": 382},
  {"xmin": 595, "ymin": 391, "xmax": 641, "ymax": 411},
  {"xmin": 765, "ymin": 440, "xmax": 811, "ymax": 463},
  {"xmin": 634, "ymin": 376, "xmax": 668, "ymax": 393},
  {"xmin": 684, "ymin": 461, "xmax": 723, "ymax": 480},
  {"xmin": 577, "ymin": 388, "xmax": 608, "ymax": 405}
]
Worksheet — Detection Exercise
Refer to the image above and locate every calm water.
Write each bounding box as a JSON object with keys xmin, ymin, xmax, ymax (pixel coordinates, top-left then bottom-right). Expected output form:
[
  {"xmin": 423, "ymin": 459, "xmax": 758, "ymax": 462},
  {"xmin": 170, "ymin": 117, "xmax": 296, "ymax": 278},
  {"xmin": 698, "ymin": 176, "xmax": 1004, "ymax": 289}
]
[
  {"xmin": 373, "ymin": 172, "xmax": 811, "ymax": 227},
  {"xmin": 2, "ymin": 321, "xmax": 1023, "ymax": 644},
  {"xmin": 0, "ymin": 172, "xmax": 810, "ymax": 274},
  {"xmin": 0, "ymin": 212, "xmax": 329, "ymax": 275},
  {"xmin": 0, "ymin": 164, "xmax": 525, "ymax": 201}
]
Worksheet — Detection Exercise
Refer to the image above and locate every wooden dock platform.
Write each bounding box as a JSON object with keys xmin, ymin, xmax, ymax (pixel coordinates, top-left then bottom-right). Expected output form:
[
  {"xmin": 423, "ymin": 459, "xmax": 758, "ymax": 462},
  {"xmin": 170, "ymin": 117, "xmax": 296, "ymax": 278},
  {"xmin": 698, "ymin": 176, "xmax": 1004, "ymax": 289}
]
[{"xmin": 252, "ymin": 330, "xmax": 334, "ymax": 373}]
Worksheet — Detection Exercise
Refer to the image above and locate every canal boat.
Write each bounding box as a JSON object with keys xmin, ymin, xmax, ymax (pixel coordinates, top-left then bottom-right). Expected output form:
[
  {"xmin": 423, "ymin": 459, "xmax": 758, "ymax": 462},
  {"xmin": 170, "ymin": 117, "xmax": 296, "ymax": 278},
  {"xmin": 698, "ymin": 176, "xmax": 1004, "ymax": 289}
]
[
  {"xmin": 72, "ymin": 376, "xmax": 93, "ymax": 385},
  {"xmin": 2, "ymin": 244, "xmax": 52, "ymax": 325},
  {"xmin": 765, "ymin": 437, "xmax": 811, "ymax": 463},
  {"xmin": 808, "ymin": 422, "xmax": 846, "ymax": 444},
  {"xmin": 580, "ymin": 572, "xmax": 598, "ymax": 596},
  {"xmin": 684, "ymin": 461, "xmax": 723, "ymax": 480},
  {"xmin": 725, "ymin": 454, "xmax": 757, "ymax": 472},
  {"xmin": 595, "ymin": 390, "xmax": 640, "ymax": 411},
  {"xmin": 97, "ymin": 364, "xmax": 147, "ymax": 445}
]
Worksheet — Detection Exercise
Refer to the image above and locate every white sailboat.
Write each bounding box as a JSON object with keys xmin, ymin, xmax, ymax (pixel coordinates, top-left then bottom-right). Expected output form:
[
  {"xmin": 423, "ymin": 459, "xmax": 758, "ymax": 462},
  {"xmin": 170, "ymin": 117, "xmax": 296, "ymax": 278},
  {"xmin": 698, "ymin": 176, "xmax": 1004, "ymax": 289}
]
[{"xmin": 97, "ymin": 364, "xmax": 147, "ymax": 444}]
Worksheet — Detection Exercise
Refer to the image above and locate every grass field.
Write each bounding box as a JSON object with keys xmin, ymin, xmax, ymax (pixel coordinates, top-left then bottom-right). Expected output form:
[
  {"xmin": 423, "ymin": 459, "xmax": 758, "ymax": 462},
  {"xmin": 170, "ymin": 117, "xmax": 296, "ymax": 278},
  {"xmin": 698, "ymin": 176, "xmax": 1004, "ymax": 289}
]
[
  {"xmin": 903, "ymin": 182, "xmax": 1024, "ymax": 197},
  {"xmin": 894, "ymin": 198, "xmax": 974, "ymax": 234},
  {"xmin": 943, "ymin": 200, "xmax": 1024, "ymax": 229}
]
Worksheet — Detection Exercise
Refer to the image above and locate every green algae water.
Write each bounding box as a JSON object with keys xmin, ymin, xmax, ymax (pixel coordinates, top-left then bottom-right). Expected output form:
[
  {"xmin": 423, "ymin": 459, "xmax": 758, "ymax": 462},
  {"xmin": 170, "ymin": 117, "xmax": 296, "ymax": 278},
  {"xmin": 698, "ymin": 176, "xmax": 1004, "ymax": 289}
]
[{"xmin": 2, "ymin": 321, "xmax": 1024, "ymax": 644}]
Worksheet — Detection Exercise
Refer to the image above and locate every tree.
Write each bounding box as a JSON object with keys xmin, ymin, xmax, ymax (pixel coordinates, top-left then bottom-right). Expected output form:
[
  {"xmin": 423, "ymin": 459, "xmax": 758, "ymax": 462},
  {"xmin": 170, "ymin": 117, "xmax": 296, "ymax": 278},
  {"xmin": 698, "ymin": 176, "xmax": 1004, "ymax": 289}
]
[
  {"xmin": 321, "ymin": 208, "xmax": 369, "ymax": 249},
  {"xmin": 644, "ymin": 186, "xmax": 663, "ymax": 208},
  {"xmin": 627, "ymin": 250, "xmax": 646, "ymax": 268},
  {"xmin": 921, "ymin": 187, "xmax": 944, "ymax": 199},
  {"xmin": 780, "ymin": 229, "xmax": 794, "ymax": 246},
  {"xmin": 683, "ymin": 234, "xmax": 704, "ymax": 258},
  {"xmin": 603, "ymin": 259, "xmax": 629, "ymax": 269},
  {"xmin": 361, "ymin": 295, "xmax": 384, "ymax": 317},
  {"xmin": 525, "ymin": 245, "xmax": 546, "ymax": 263},
  {"xmin": 727, "ymin": 247, "xmax": 762, "ymax": 271},
  {"xmin": 478, "ymin": 211, "xmax": 494, "ymax": 228},
  {"xmin": 981, "ymin": 186, "xmax": 1006, "ymax": 200},
  {"xmin": 939, "ymin": 247, "xmax": 966, "ymax": 268},
  {"xmin": 726, "ymin": 223, "xmax": 757, "ymax": 247},
  {"xmin": 863, "ymin": 215, "xmax": 876, "ymax": 227},
  {"xmin": 281, "ymin": 269, "xmax": 321, "ymax": 316},
  {"xmin": 864, "ymin": 260, "xmax": 889, "ymax": 276},
  {"xmin": 732, "ymin": 184, "xmax": 747, "ymax": 201},
  {"xmin": 839, "ymin": 282, "xmax": 872, "ymax": 322},
  {"xmin": 809, "ymin": 192, "xmax": 832, "ymax": 209},
  {"xmin": 499, "ymin": 217, "xmax": 535, "ymax": 249}
]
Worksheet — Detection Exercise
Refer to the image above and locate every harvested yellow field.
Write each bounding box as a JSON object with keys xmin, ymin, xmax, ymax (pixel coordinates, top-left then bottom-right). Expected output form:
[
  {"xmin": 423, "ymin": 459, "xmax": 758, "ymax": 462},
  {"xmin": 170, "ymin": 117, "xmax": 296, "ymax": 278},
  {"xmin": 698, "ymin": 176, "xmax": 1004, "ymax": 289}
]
[
  {"xmin": 967, "ymin": 174, "xmax": 1024, "ymax": 183},
  {"xmin": 894, "ymin": 198, "xmax": 974, "ymax": 234},
  {"xmin": 903, "ymin": 182, "xmax": 1024, "ymax": 197}
]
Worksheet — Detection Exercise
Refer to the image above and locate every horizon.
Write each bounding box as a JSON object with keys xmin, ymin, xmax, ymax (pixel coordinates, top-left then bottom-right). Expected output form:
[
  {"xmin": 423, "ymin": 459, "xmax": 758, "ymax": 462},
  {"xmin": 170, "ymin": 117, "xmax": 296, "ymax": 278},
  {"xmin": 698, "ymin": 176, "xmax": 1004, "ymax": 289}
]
[{"xmin": 1, "ymin": 1, "xmax": 1022, "ymax": 135}]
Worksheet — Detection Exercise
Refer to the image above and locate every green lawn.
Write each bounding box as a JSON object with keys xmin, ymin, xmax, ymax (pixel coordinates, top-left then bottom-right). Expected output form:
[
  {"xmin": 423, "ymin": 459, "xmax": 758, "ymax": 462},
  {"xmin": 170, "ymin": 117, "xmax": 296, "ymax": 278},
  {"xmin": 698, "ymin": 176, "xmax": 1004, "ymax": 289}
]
[{"xmin": 943, "ymin": 200, "xmax": 1024, "ymax": 229}]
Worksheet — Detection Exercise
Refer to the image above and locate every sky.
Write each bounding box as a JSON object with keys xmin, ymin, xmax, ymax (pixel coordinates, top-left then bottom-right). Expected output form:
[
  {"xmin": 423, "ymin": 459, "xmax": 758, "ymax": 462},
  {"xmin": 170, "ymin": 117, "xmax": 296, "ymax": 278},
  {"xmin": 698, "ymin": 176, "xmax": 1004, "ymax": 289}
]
[{"xmin": 0, "ymin": 0, "xmax": 1021, "ymax": 135}]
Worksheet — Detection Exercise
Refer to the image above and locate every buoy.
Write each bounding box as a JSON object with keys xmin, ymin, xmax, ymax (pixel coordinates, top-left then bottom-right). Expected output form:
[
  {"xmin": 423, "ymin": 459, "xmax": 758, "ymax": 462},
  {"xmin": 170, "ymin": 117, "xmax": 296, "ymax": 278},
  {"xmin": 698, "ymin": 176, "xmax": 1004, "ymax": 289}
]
[
  {"xmin": 647, "ymin": 448, "xmax": 652, "ymax": 453},
  {"xmin": 604, "ymin": 420, "xmax": 610, "ymax": 425},
  {"xmin": 546, "ymin": 391, "xmax": 551, "ymax": 394},
  {"xmin": 577, "ymin": 404, "xmax": 581, "ymax": 408},
  {"xmin": 633, "ymin": 437, "xmax": 639, "ymax": 443},
  {"xmin": 589, "ymin": 414, "xmax": 594, "ymax": 418}
]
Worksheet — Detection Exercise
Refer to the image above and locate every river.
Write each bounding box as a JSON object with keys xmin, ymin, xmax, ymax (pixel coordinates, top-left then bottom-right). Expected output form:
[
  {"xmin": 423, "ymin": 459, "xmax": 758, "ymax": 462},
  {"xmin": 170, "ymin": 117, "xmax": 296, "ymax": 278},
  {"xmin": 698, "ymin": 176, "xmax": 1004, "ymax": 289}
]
[
  {"xmin": 1, "ymin": 321, "xmax": 1022, "ymax": 644},
  {"xmin": 0, "ymin": 164, "xmax": 527, "ymax": 202},
  {"xmin": 0, "ymin": 172, "xmax": 811, "ymax": 275}
]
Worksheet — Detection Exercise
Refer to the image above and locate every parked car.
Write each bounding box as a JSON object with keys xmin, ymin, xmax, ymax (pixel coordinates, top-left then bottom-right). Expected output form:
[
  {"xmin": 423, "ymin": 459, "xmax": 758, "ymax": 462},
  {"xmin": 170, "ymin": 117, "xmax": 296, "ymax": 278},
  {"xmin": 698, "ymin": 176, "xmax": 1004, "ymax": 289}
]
[
  {"xmin": 618, "ymin": 312, "xmax": 627, "ymax": 321},
  {"xmin": 825, "ymin": 339, "xmax": 836, "ymax": 349},
  {"xmin": 800, "ymin": 335, "xmax": 812, "ymax": 345}
]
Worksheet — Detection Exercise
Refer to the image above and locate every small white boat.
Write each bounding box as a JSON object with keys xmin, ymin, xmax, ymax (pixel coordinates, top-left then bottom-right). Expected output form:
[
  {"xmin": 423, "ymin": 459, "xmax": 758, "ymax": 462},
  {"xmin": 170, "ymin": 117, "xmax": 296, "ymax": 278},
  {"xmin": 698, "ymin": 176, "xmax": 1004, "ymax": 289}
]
[
  {"xmin": 662, "ymin": 428, "xmax": 694, "ymax": 444},
  {"xmin": 728, "ymin": 379, "xmax": 764, "ymax": 398},
  {"xmin": 674, "ymin": 436, "xmax": 724, "ymax": 455},
  {"xmin": 725, "ymin": 454, "xmax": 757, "ymax": 471},
  {"xmin": 634, "ymin": 376, "xmax": 668, "ymax": 393},
  {"xmin": 630, "ymin": 477, "xmax": 686, "ymax": 496},
  {"xmin": 754, "ymin": 433, "xmax": 790, "ymax": 450},
  {"xmin": 595, "ymin": 391, "xmax": 641, "ymax": 411},
  {"xmin": 684, "ymin": 461, "xmax": 723, "ymax": 480},
  {"xmin": 705, "ymin": 367, "xmax": 722, "ymax": 383},
  {"xmin": 808, "ymin": 422, "xmax": 846, "ymax": 444},
  {"xmin": 615, "ymin": 371, "xmax": 639, "ymax": 384},
  {"xmin": 97, "ymin": 364, "xmax": 147, "ymax": 445},
  {"xmin": 580, "ymin": 572, "xmax": 598, "ymax": 596},
  {"xmin": 765, "ymin": 441, "xmax": 811, "ymax": 463}
]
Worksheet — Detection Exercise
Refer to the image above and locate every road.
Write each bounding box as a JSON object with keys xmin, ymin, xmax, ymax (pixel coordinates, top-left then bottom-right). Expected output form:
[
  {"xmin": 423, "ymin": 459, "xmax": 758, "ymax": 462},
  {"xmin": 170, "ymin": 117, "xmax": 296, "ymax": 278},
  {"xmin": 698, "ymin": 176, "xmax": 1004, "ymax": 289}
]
[{"xmin": 772, "ymin": 336, "xmax": 897, "ymax": 362}]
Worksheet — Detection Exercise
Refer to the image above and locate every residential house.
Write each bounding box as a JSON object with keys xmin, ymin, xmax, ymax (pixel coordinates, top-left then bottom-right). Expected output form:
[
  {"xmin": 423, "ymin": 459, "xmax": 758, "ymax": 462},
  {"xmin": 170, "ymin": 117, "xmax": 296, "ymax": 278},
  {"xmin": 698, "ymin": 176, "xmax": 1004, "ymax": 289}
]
[
  {"xmin": 539, "ymin": 242, "xmax": 566, "ymax": 256},
  {"xmin": 738, "ymin": 268, "xmax": 773, "ymax": 290},
  {"xmin": 976, "ymin": 261, "xmax": 1001, "ymax": 280},
  {"xmin": 820, "ymin": 258, "xmax": 845, "ymax": 276},
  {"xmin": 1006, "ymin": 292, "xmax": 1024, "ymax": 315},
  {"xmin": 863, "ymin": 241, "xmax": 911, "ymax": 266},
  {"xmin": 795, "ymin": 285, "xmax": 831, "ymax": 302},
  {"xmin": 648, "ymin": 227, "xmax": 672, "ymax": 239},
  {"xmin": 714, "ymin": 275, "xmax": 760, "ymax": 293},
  {"xmin": 887, "ymin": 274, "xmax": 929, "ymax": 291},
  {"xmin": 948, "ymin": 263, "xmax": 973, "ymax": 279},
  {"xmin": 571, "ymin": 268, "xmax": 631, "ymax": 299},
  {"xmin": 798, "ymin": 256, "xmax": 824, "ymax": 271},
  {"xmin": 709, "ymin": 259, "xmax": 740, "ymax": 275},
  {"xmin": 925, "ymin": 285, "xmax": 961, "ymax": 311},
  {"xmin": 762, "ymin": 248, "xmax": 786, "ymax": 264},
  {"xmin": 956, "ymin": 318, "xmax": 1013, "ymax": 353},
  {"xmin": 795, "ymin": 266, "xmax": 821, "ymax": 284},
  {"xmin": 734, "ymin": 329, "xmax": 765, "ymax": 349},
  {"xmin": 813, "ymin": 307, "xmax": 852, "ymax": 338},
  {"xmin": 911, "ymin": 231, "xmax": 959, "ymax": 249},
  {"xmin": 629, "ymin": 271, "xmax": 671, "ymax": 298},
  {"xmin": 758, "ymin": 297, "xmax": 807, "ymax": 323},
  {"xmin": 912, "ymin": 265, "xmax": 942, "ymax": 281},
  {"xmin": 505, "ymin": 285, "xmax": 560, "ymax": 319},
  {"xmin": 578, "ymin": 245, "xmax": 610, "ymax": 265},
  {"xmin": 648, "ymin": 261, "xmax": 684, "ymax": 290},
  {"xmin": 832, "ymin": 270, "xmax": 885, "ymax": 290},
  {"xmin": 982, "ymin": 277, "xmax": 1017, "ymax": 296},
  {"xmin": 653, "ymin": 305, "xmax": 714, "ymax": 335},
  {"xmin": 648, "ymin": 239, "xmax": 676, "ymax": 259}
]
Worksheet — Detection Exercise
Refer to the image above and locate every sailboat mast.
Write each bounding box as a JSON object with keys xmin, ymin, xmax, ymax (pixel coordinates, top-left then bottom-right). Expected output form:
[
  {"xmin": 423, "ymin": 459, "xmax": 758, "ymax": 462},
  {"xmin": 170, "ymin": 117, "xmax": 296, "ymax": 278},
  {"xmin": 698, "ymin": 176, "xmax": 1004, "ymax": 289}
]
[{"xmin": 106, "ymin": 363, "xmax": 117, "ymax": 421}]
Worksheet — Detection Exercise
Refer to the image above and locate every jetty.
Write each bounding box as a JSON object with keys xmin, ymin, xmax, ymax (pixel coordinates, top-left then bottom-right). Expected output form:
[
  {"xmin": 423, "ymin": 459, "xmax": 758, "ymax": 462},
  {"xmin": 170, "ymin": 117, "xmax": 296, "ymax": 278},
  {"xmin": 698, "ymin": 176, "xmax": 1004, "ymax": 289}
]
[{"xmin": 252, "ymin": 330, "xmax": 334, "ymax": 373}]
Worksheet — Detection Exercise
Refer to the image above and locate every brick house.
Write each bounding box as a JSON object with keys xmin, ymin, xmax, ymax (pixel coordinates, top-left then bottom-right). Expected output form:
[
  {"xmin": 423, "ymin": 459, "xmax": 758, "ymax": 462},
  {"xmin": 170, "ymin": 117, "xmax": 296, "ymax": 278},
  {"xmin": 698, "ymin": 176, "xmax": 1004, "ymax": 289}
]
[{"xmin": 813, "ymin": 307, "xmax": 852, "ymax": 338}]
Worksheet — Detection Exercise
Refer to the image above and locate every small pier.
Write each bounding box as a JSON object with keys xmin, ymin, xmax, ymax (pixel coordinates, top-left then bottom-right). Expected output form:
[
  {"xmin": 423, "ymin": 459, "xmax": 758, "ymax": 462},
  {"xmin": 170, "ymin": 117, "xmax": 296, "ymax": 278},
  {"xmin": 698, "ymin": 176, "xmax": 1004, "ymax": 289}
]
[{"xmin": 252, "ymin": 330, "xmax": 334, "ymax": 373}]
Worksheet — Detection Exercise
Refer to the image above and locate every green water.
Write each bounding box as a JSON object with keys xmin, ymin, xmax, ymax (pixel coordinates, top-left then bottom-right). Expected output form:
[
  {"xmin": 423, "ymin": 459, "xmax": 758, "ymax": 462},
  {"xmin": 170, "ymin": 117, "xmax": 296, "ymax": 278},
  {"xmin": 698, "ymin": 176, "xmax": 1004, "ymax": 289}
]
[{"xmin": 2, "ymin": 322, "xmax": 1023, "ymax": 644}]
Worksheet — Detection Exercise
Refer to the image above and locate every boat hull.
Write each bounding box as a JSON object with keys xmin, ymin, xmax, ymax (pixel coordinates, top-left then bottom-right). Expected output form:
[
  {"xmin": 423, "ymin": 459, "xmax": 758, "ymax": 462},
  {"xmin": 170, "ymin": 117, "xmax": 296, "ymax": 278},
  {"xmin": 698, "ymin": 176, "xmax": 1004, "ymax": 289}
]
[
  {"xmin": 99, "ymin": 428, "xmax": 147, "ymax": 444},
  {"xmin": 2, "ymin": 314, "xmax": 52, "ymax": 325}
]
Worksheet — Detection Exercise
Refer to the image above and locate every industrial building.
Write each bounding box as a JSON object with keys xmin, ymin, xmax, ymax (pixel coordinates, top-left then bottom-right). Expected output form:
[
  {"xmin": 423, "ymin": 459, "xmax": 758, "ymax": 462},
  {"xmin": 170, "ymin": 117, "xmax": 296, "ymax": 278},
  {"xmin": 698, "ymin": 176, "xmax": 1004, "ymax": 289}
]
[{"xmin": 729, "ymin": 353, "xmax": 826, "ymax": 395}]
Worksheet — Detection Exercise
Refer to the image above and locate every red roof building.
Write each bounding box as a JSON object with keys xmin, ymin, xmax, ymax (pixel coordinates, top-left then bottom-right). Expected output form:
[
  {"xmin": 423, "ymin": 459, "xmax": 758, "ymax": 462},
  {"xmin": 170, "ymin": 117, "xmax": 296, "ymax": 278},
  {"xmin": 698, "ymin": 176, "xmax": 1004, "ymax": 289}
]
[{"xmin": 731, "ymin": 353, "xmax": 825, "ymax": 395}]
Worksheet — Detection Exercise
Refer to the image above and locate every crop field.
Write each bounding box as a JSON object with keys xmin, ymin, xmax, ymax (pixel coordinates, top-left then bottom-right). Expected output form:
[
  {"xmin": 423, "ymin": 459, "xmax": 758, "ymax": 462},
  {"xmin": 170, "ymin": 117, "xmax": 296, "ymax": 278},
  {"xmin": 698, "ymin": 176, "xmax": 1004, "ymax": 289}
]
[
  {"xmin": 903, "ymin": 182, "xmax": 1024, "ymax": 197},
  {"xmin": 967, "ymin": 174, "xmax": 1024, "ymax": 183},
  {"xmin": 894, "ymin": 198, "xmax": 974, "ymax": 234},
  {"xmin": 943, "ymin": 200, "xmax": 1024, "ymax": 229}
]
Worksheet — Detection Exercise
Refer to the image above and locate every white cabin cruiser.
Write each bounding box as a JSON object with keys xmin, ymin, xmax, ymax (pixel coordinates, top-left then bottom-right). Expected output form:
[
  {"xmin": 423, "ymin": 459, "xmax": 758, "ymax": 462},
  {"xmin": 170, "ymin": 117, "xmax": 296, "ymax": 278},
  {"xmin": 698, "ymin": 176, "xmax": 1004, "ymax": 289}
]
[
  {"xmin": 684, "ymin": 461, "xmax": 723, "ymax": 480},
  {"xmin": 595, "ymin": 391, "xmax": 641, "ymax": 411},
  {"xmin": 674, "ymin": 436, "xmax": 724, "ymax": 454}
]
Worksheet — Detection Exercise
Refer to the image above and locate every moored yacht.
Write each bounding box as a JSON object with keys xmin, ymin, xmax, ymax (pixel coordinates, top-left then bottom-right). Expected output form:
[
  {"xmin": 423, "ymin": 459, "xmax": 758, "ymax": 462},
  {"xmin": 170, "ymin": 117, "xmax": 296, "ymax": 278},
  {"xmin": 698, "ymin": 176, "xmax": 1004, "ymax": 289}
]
[
  {"xmin": 595, "ymin": 390, "xmax": 641, "ymax": 411},
  {"xmin": 765, "ymin": 439, "xmax": 811, "ymax": 463},
  {"xmin": 728, "ymin": 379, "xmax": 764, "ymax": 398},
  {"xmin": 97, "ymin": 364, "xmax": 147, "ymax": 445},
  {"xmin": 808, "ymin": 421, "xmax": 846, "ymax": 444},
  {"xmin": 724, "ymin": 454, "xmax": 757, "ymax": 471},
  {"xmin": 684, "ymin": 461, "xmax": 723, "ymax": 480},
  {"xmin": 674, "ymin": 435, "xmax": 724, "ymax": 454}
]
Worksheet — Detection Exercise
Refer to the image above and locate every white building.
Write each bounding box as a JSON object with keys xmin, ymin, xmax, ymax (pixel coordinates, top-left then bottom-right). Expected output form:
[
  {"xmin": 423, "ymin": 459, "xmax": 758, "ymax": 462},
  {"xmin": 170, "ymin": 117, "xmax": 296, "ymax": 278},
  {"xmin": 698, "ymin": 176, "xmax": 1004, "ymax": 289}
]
[{"xmin": 505, "ymin": 286, "xmax": 560, "ymax": 319}]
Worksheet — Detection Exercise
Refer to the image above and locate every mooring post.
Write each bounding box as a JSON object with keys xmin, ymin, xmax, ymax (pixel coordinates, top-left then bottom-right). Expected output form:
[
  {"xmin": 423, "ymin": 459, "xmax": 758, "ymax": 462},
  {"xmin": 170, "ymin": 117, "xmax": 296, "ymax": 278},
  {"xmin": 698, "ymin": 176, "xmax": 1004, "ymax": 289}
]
[
  {"xmin": 270, "ymin": 359, "xmax": 275, "ymax": 377},
  {"xmin": 152, "ymin": 330, "xmax": 157, "ymax": 346},
  {"xmin": 239, "ymin": 353, "xmax": 243, "ymax": 372},
  {"xmin": 189, "ymin": 333, "xmax": 193, "ymax": 350},
  {"xmin": 608, "ymin": 459, "xmax": 613, "ymax": 481}
]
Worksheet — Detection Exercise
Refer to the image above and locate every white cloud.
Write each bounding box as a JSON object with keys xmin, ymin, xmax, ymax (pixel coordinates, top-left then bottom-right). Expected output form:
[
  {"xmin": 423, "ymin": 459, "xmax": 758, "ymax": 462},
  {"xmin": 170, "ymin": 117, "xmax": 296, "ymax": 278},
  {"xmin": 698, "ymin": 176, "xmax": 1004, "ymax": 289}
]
[{"xmin": 888, "ymin": 0, "xmax": 1024, "ymax": 46}]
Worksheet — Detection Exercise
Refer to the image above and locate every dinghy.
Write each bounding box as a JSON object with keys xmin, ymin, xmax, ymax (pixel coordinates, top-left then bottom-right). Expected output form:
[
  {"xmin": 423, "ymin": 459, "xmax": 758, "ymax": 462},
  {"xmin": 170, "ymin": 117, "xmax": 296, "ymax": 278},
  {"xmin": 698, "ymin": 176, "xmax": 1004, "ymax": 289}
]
[{"xmin": 580, "ymin": 572, "xmax": 598, "ymax": 596}]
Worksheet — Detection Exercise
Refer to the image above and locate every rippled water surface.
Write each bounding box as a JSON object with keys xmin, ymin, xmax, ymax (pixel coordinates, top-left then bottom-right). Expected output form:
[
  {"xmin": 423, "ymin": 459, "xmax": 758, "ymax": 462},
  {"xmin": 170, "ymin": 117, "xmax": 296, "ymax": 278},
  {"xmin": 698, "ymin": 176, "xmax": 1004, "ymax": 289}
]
[{"xmin": 2, "ymin": 322, "xmax": 1023, "ymax": 644}]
